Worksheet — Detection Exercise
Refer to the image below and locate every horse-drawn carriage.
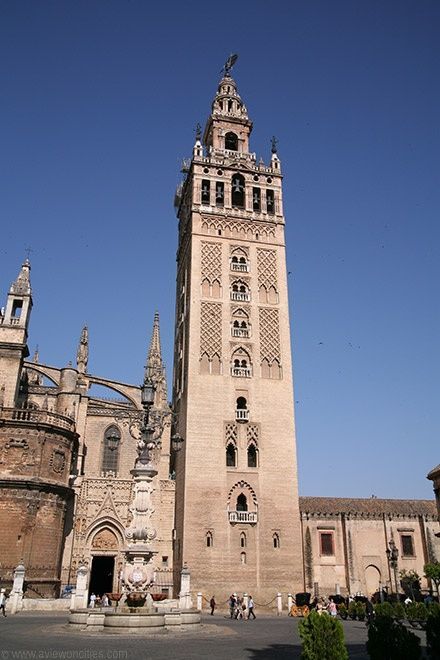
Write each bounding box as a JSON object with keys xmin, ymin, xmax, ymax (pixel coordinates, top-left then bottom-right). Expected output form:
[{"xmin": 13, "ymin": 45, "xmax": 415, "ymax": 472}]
[{"xmin": 289, "ymin": 592, "xmax": 311, "ymax": 617}]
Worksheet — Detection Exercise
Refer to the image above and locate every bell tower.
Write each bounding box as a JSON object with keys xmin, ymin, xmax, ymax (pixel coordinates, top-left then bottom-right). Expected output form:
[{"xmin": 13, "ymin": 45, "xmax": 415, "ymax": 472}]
[
  {"xmin": 172, "ymin": 59, "xmax": 303, "ymax": 600},
  {"xmin": 0, "ymin": 260, "xmax": 33, "ymax": 408}
]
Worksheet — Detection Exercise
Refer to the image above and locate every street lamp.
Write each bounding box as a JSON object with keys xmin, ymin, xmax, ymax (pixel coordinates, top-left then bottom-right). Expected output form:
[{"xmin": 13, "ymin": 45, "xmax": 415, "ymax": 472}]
[
  {"xmin": 171, "ymin": 434, "xmax": 184, "ymax": 452},
  {"xmin": 386, "ymin": 539, "xmax": 399, "ymax": 596}
]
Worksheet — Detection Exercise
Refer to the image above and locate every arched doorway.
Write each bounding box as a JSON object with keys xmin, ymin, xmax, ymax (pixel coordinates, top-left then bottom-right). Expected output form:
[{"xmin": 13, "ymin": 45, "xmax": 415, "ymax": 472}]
[
  {"xmin": 364, "ymin": 564, "xmax": 381, "ymax": 597},
  {"xmin": 88, "ymin": 528, "xmax": 119, "ymax": 598}
]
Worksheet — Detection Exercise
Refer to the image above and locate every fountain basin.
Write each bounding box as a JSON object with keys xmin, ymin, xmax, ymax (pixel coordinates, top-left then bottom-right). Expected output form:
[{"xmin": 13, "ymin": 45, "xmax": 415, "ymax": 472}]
[{"xmin": 68, "ymin": 608, "xmax": 201, "ymax": 633}]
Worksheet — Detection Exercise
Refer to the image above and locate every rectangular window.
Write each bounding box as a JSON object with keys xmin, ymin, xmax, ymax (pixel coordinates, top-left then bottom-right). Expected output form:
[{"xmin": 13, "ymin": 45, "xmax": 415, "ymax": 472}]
[
  {"xmin": 201, "ymin": 179, "xmax": 210, "ymax": 204},
  {"xmin": 162, "ymin": 556, "xmax": 168, "ymax": 566},
  {"xmin": 401, "ymin": 534, "xmax": 415, "ymax": 557},
  {"xmin": 266, "ymin": 189, "xmax": 275, "ymax": 214},
  {"xmin": 12, "ymin": 300, "xmax": 23, "ymax": 318},
  {"xmin": 215, "ymin": 181, "xmax": 224, "ymax": 206},
  {"xmin": 319, "ymin": 532, "xmax": 334, "ymax": 556},
  {"xmin": 252, "ymin": 187, "xmax": 261, "ymax": 211}
]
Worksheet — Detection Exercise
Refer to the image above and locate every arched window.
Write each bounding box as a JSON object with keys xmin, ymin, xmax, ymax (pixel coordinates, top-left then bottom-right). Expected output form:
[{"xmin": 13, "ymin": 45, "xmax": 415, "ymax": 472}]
[
  {"xmin": 231, "ymin": 174, "xmax": 245, "ymax": 208},
  {"xmin": 201, "ymin": 179, "xmax": 210, "ymax": 204},
  {"xmin": 266, "ymin": 189, "xmax": 275, "ymax": 214},
  {"xmin": 240, "ymin": 551, "xmax": 246, "ymax": 564},
  {"xmin": 237, "ymin": 494, "xmax": 248, "ymax": 512},
  {"xmin": 236, "ymin": 396, "xmax": 249, "ymax": 420},
  {"xmin": 273, "ymin": 533, "xmax": 280, "ymax": 549},
  {"xmin": 225, "ymin": 132, "xmax": 238, "ymax": 151},
  {"xmin": 101, "ymin": 425, "xmax": 121, "ymax": 475},
  {"xmin": 237, "ymin": 397, "xmax": 247, "ymax": 409},
  {"xmin": 206, "ymin": 531, "xmax": 213, "ymax": 548},
  {"xmin": 247, "ymin": 444, "xmax": 258, "ymax": 468},
  {"xmin": 240, "ymin": 532, "xmax": 246, "ymax": 548},
  {"xmin": 231, "ymin": 348, "xmax": 252, "ymax": 379},
  {"xmin": 226, "ymin": 443, "xmax": 237, "ymax": 467},
  {"xmin": 230, "ymin": 250, "xmax": 249, "ymax": 273}
]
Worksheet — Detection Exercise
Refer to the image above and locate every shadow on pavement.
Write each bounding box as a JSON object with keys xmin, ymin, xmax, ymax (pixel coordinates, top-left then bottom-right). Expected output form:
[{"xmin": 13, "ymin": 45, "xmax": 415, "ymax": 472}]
[{"xmin": 245, "ymin": 643, "xmax": 369, "ymax": 659}]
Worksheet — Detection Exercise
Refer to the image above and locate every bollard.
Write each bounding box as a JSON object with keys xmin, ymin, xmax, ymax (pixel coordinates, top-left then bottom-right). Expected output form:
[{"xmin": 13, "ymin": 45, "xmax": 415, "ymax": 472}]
[
  {"xmin": 243, "ymin": 592, "xmax": 248, "ymax": 609},
  {"xmin": 287, "ymin": 593, "xmax": 293, "ymax": 613},
  {"xmin": 10, "ymin": 562, "xmax": 25, "ymax": 615},
  {"xmin": 277, "ymin": 592, "xmax": 282, "ymax": 616},
  {"xmin": 197, "ymin": 592, "xmax": 202, "ymax": 611}
]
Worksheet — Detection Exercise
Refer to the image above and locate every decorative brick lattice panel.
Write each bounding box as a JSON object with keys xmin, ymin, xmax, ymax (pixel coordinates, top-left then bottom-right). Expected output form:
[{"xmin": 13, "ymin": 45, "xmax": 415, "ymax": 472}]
[
  {"xmin": 247, "ymin": 424, "xmax": 259, "ymax": 445},
  {"xmin": 201, "ymin": 217, "xmax": 276, "ymax": 240},
  {"xmin": 200, "ymin": 302, "xmax": 222, "ymax": 358},
  {"xmin": 225, "ymin": 423, "xmax": 238, "ymax": 445},
  {"xmin": 257, "ymin": 249, "xmax": 278, "ymax": 290},
  {"xmin": 201, "ymin": 242, "xmax": 222, "ymax": 283},
  {"xmin": 259, "ymin": 308, "xmax": 281, "ymax": 364}
]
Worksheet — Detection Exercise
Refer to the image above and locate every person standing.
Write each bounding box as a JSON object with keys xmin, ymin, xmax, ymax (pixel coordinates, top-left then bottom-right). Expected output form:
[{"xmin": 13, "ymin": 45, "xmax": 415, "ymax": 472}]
[
  {"xmin": 229, "ymin": 594, "xmax": 236, "ymax": 619},
  {"xmin": 209, "ymin": 595, "xmax": 216, "ymax": 616},
  {"xmin": 0, "ymin": 589, "xmax": 7, "ymax": 617},
  {"xmin": 89, "ymin": 592, "xmax": 96, "ymax": 608},
  {"xmin": 248, "ymin": 595, "xmax": 256, "ymax": 619},
  {"xmin": 327, "ymin": 599, "xmax": 337, "ymax": 617}
]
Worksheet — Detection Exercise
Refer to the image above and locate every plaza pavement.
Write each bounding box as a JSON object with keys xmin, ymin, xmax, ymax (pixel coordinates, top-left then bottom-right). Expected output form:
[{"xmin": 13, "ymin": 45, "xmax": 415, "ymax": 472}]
[{"xmin": 0, "ymin": 611, "xmax": 427, "ymax": 659}]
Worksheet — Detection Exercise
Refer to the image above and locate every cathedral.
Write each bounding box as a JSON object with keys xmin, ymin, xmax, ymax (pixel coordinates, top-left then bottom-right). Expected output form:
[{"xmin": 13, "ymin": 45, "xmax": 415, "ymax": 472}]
[{"xmin": 0, "ymin": 65, "xmax": 438, "ymax": 604}]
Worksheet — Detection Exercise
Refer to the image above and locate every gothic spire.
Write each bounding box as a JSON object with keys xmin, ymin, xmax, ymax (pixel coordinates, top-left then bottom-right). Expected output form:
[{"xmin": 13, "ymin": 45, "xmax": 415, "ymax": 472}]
[
  {"xmin": 146, "ymin": 311, "xmax": 162, "ymax": 374},
  {"xmin": 76, "ymin": 326, "xmax": 89, "ymax": 374},
  {"xmin": 10, "ymin": 259, "xmax": 32, "ymax": 296},
  {"xmin": 145, "ymin": 311, "xmax": 167, "ymax": 407}
]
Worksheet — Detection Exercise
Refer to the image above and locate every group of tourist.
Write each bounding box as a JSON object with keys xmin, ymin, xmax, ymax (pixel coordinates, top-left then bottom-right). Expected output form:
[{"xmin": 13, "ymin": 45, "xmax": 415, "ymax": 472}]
[
  {"xmin": 88, "ymin": 592, "xmax": 109, "ymax": 608},
  {"xmin": 224, "ymin": 593, "xmax": 256, "ymax": 620}
]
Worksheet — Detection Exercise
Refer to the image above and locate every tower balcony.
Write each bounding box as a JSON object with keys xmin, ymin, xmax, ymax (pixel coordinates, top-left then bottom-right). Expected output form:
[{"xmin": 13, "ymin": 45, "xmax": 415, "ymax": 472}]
[
  {"xmin": 235, "ymin": 409, "xmax": 249, "ymax": 422},
  {"xmin": 228, "ymin": 511, "xmax": 258, "ymax": 524},
  {"xmin": 231, "ymin": 328, "xmax": 250, "ymax": 338},
  {"xmin": 230, "ymin": 292, "xmax": 250, "ymax": 302},
  {"xmin": 231, "ymin": 367, "xmax": 252, "ymax": 378},
  {"xmin": 230, "ymin": 263, "xmax": 249, "ymax": 273}
]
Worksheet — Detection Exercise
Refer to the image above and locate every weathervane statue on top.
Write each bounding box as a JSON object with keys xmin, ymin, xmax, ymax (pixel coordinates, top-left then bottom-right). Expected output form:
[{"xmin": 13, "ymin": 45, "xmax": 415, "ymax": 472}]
[{"xmin": 222, "ymin": 53, "xmax": 238, "ymax": 77}]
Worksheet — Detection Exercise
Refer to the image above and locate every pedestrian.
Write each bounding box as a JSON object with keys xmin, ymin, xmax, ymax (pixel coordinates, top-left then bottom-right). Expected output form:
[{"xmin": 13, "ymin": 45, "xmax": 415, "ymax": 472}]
[
  {"xmin": 235, "ymin": 596, "xmax": 243, "ymax": 619},
  {"xmin": 89, "ymin": 592, "xmax": 96, "ymax": 608},
  {"xmin": 0, "ymin": 589, "xmax": 7, "ymax": 617},
  {"xmin": 365, "ymin": 598, "xmax": 374, "ymax": 625},
  {"xmin": 209, "ymin": 595, "xmax": 216, "ymax": 615},
  {"xmin": 102, "ymin": 594, "xmax": 109, "ymax": 607},
  {"xmin": 248, "ymin": 595, "xmax": 256, "ymax": 619},
  {"xmin": 229, "ymin": 594, "xmax": 236, "ymax": 619},
  {"xmin": 327, "ymin": 598, "xmax": 337, "ymax": 617}
]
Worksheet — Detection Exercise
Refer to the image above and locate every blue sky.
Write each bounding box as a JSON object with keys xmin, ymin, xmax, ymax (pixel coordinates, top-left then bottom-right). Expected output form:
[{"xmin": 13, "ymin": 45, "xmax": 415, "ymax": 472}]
[{"xmin": 1, "ymin": 1, "xmax": 439, "ymax": 499}]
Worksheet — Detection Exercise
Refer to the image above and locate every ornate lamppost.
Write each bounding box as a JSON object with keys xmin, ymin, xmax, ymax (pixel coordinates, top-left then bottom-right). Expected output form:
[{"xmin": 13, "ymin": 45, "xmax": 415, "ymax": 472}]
[
  {"xmin": 386, "ymin": 539, "xmax": 399, "ymax": 597},
  {"xmin": 121, "ymin": 367, "xmax": 183, "ymax": 607}
]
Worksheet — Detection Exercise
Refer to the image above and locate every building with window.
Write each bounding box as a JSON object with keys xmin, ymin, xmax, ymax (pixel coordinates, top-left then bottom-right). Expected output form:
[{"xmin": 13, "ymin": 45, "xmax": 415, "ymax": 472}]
[
  {"xmin": 171, "ymin": 68, "xmax": 304, "ymax": 601},
  {"xmin": 300, "ymin": 497, "xmax": 439, "ymax": 597},
  {"xmin": 0, "ymin": 265, "xmax": 174, "ymax": 598}
]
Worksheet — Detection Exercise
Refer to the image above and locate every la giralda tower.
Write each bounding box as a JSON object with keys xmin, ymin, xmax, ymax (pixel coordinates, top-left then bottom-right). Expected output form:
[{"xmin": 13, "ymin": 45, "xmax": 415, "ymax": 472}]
[{"xmin": 172, "ymin": 58, "xmax": 303, "ymax": 600}]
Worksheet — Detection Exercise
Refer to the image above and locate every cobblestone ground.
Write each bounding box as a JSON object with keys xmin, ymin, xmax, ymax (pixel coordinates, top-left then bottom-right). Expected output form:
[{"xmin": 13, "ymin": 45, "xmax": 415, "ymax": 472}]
[{"xmin": 0, "ymin": 612, "xmax": 427, "ymax": 659}]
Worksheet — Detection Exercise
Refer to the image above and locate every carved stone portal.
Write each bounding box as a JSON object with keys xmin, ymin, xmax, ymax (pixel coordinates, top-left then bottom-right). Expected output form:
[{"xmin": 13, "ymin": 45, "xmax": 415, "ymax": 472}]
[{"xmin": 91, "ymin": 528, "xmax": 119, "ymax": 550}]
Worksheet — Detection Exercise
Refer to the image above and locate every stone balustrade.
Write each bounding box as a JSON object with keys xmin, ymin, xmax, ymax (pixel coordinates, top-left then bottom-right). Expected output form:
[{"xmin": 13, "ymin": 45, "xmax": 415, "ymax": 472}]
[
  {"xmin": 0, "ymin": 407, "xmax": 75, "ymax": 432},
  {"xmin": 228, "ymin": 511, "xmax": 258, "ymax": 524},
  {"xmin": 230, "ymin": 292, "xmax": 250, "ymax": 302},
  {"xmin": 231, "ymin": 367, "xmax": 252, "ymax": 378}
]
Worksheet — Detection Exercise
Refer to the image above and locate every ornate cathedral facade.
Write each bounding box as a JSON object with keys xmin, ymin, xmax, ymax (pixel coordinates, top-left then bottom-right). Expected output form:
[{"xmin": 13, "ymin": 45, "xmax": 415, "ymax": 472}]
[{"xmin": 0, "ymin": 67, "xmax": 438, "ymax": 603}]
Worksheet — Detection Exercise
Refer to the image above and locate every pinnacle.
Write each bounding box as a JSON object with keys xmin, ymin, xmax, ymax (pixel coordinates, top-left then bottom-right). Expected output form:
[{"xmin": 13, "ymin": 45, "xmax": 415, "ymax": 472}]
[{"xmin": 10, "ymin": 259, "xmax": 32, "ymax": 296}]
